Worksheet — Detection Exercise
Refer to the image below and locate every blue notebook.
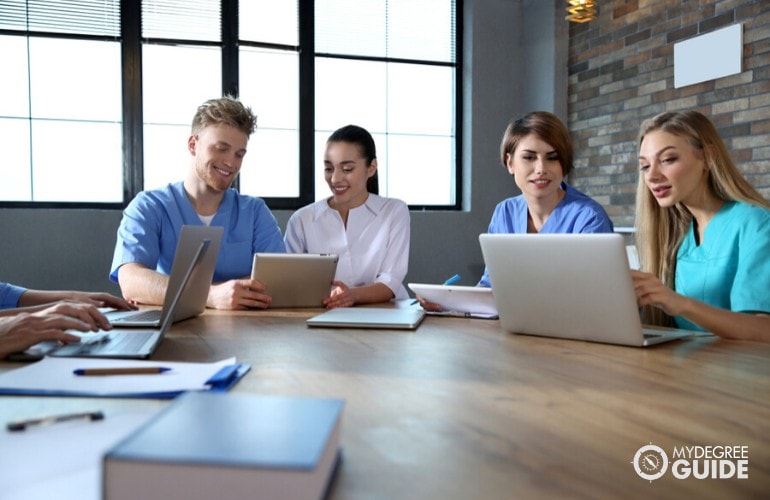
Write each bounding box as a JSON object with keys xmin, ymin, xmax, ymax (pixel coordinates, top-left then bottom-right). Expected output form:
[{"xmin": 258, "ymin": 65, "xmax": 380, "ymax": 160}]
[{"xmin": 103, "ymin": 392, "xmax": 344, "ymax": 500}]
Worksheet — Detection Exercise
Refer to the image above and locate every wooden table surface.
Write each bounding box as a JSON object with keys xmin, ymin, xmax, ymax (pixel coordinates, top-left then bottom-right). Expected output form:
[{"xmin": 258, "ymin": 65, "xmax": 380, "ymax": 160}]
[{"xmin": 2, "ymin": 306, "xmax": 769, "ymax": 499}]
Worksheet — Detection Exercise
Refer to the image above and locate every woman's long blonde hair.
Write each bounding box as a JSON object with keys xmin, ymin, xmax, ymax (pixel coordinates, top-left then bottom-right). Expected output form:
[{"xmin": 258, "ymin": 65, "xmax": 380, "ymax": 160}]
[{"xmin": 634, "ymin": 110, "xmax": 770, "ymax": 326}]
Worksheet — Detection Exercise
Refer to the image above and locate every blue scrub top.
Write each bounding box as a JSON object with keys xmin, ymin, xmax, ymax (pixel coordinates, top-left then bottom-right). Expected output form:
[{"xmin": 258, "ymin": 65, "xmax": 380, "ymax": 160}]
[
  {"xmin": 110, "ymin": 182, "xmax": 285, "ymax": 283},
  {"xmin": 674, "ymin": 201, "xmax": 770, "ymax": 331},
  {"xmin": 478, "ymin": 183, "xmax": 614, "ymax": 287},
  {"xmin": 0, "ymin": 282, "xmax": 27, "ymax": 309}
]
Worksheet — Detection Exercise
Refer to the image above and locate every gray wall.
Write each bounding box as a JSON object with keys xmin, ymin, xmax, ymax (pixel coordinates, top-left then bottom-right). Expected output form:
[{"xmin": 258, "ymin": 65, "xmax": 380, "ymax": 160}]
[{"xmin": 0, "ymin": 0, "xmax": 566, "ymax": 295}]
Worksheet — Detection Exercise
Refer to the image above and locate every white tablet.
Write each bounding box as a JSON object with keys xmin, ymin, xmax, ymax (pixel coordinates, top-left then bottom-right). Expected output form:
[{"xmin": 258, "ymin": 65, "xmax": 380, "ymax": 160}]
[
  {"xmin": 251, "ymin": 253, "xmax": 339, "ymax": 308},
  {"xmin": 408, "ymin": 283, "xmax": 498, "ymax": 319}
]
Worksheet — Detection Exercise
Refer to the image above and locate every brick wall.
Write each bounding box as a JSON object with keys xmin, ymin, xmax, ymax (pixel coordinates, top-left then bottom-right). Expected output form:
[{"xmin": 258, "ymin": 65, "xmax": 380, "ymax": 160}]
[{"xmin": 566, "ymin": 0, "xmax": 770, "ymax": 227}]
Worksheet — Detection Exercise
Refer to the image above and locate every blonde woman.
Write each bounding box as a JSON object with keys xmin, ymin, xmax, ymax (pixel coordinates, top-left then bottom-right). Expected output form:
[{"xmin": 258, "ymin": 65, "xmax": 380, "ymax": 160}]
[{"xmin": 633, "ymin": 110, "xmax": 770, "ymax": 341}]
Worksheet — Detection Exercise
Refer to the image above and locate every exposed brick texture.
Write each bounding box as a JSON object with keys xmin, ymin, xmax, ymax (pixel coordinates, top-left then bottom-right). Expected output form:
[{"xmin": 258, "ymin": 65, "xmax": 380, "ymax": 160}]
[{"xmin": 567, "ymin": 0, "xmax": 770, "ymax": 227}]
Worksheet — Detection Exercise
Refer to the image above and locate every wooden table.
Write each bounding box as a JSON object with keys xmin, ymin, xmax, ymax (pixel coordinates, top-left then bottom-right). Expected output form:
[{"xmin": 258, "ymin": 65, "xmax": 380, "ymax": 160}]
[{"xmin": 2, "ymin": 306, "xmax": 769, "ymax": 499}]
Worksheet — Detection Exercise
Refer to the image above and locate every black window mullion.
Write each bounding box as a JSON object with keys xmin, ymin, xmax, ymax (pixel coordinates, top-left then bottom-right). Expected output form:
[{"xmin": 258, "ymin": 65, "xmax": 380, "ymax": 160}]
[
  {"xmin": 297, "ymin": 0, "xmax": 314, "ymax": 207},
  {"xmin": 121, "ymin": 0, "xmax": 143, "ymax": 203},
  {"xmin": 221, "ymin": 0, "xmax": 238, "ymax": 97},
  {"xmin": 221, "ymin": 0, "xmax": 239, "ymax": 191},
  {"xmin": 453, "ymin": 0, "xmax": 463, "ymax": 211}
]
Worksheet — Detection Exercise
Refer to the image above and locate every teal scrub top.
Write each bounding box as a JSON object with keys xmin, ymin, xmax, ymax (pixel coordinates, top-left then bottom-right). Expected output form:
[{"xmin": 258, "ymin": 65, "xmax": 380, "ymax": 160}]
[{"xmin": 675, "ymin": 201, "xmax": 770, "ymax": 331}]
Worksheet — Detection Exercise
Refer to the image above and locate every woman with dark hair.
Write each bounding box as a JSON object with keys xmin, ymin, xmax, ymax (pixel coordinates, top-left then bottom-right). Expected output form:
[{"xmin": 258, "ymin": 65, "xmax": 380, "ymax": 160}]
[{"xmin": 284, "ymin": 125, "xmax": 410, "ymax": 308}]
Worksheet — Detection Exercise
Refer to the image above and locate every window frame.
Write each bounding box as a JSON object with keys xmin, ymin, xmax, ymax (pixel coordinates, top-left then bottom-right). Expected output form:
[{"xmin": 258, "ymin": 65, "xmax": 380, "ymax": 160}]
[{"xmin": 0, "ymin": 0, "xmax": 462, "ymax": 211}]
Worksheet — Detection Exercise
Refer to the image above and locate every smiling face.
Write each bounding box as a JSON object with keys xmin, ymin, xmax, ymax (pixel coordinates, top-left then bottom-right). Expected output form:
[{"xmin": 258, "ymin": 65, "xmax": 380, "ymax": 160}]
[
  {"xmin": 189, "ymin": 123, "xmax": 248, "ymax": 192},
  {"xmin": 324, "ymin": 141, "xmax": 376, "ymax": 211},
  {"xmin": 638, "ymin": 130, "xmax": 710, "ymax": 208},
  {"xmin": 506, "ymin": 133, "xmax": 565, "ymax": 203}
]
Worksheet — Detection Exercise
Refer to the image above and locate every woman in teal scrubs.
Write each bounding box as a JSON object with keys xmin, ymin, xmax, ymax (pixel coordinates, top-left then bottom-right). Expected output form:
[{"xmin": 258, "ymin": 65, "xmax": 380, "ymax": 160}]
[{"xmin": 633, "ymin": 110, "xmax": 770, "ymax": 341}]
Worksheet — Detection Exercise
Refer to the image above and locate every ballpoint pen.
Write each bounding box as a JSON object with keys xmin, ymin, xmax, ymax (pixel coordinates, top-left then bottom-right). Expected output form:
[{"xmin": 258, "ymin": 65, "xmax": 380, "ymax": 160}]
[
  {"xmin": 6, "ymin": 410, "xmax": 105, "ymax": 432},
  {"xmin": 73, "ymin": 367, "xmax": 172, "ymax": 376},
  {"xmin": 443, "ymin": 274, "xmax": 461, "ymax": 286}
]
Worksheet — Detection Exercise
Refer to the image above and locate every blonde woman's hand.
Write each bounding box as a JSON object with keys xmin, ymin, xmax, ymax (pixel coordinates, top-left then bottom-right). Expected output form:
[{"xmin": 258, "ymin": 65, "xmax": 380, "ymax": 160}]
[{"xmin": 630, "ymin": 270, "xmax": 691, "ymax": 317}]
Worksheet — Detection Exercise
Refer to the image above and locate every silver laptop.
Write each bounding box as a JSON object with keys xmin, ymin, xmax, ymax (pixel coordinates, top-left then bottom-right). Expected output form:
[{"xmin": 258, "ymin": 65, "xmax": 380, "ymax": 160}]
[
  {"xmin": 307, "ymin": 306, "xmax": 426, "ymax": 330},
  {"xmin": 107, "ymin": 225, "xmax": 223, "ymax": 326},
  {"xmin": 251, "ymin": 253, "xmax": 338, "ymax": 308},
  {"xmin": 479, "ymin": 233, "xmax": 700, "ymax": 346},
  {"xmin": 17, "ymin": 239, "xmax": 213, "ymax": 360}
]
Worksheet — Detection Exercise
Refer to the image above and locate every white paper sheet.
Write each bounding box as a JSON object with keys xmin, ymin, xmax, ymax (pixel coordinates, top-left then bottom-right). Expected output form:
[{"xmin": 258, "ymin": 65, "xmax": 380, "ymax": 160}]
[
  {"xmin": 0, "ymin": 357, "xmax": 237, "ymax": 397},
  {"xmin": 0, "ymin": 409, "xmax": 159, "ymax": 500}
]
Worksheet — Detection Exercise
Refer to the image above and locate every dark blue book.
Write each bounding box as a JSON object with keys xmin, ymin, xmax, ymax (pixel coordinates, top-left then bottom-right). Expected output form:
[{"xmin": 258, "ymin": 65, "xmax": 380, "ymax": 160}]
[{"xmin": 103, "ymin": 392, "xmax": 344, "ymax": 500}]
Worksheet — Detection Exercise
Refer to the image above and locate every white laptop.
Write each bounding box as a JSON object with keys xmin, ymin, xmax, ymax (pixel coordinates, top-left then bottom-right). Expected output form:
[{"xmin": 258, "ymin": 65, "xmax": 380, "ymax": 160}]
[
  {"xmin": 307, "ymin": 306, "xmax": 426, "ymax": 330},
  {"xmin": 251, "ymin": 253, "xmax": 338, "ymax": 308},
  {"xmin": 15, "ymin": 239, "xmax": 213, "ymax": 360},
  {"xmin": 106, "ymin": 225, "xmax": 223, "ymax": 327},
  {"xmin": 408, "ymin": 283, "xmax": 498, "ymax": 319},
  {"xmin": 479, "ymin": 233, "xmax": 702, "ymax": 346}
]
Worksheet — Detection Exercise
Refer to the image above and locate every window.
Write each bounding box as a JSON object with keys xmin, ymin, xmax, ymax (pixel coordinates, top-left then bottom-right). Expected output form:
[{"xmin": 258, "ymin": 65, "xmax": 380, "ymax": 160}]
[
  {"xmin": 0, "ymin": 0, "xmax": 122, "ymax": 204},
  {"xmin": 141, "ymin": 0, "xmax": 222, "ymax": 190},
  {"xmin": 314, "ymin": 0, "xmax": 458, "ymax": 206},
  {"xmin": 238, "ymin": 1, "xmax": 301, "ymax": 200},
  {"xmin": 0, "ymin": 0, "xmax": 460, "ymax": 209}
]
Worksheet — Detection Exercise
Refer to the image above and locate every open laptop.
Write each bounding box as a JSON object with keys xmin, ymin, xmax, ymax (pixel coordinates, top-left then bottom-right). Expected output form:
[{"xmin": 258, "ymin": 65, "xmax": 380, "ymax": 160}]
[
  {"xmin": 106, "ymin": 225, "xmax": 223, "ymax": 326},
  {"xmin": 307, "ymin": 306, "xmax": 426, "ymax": 330},
  {"xmin": 479, "ymin": 233, "xmax": 701, "ymax": 346},
  {"xmin": 15, "ymin": 239, "xmax": 213, "ymax": 360},
  {"xmin": 251, "ymin": 253, "xmax": 338, "ymax": 308},
  {"xmin": 408, "ymin": 283, "xmax": 498, "ymax": 319}
]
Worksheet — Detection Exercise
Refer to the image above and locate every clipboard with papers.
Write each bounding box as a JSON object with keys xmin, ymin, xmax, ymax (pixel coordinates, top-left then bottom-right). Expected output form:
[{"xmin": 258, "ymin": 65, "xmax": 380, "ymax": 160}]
[
  {"xmin": 0, "ymin": 357, "xmax": 250, "ymax": 399},
  {"xmin": 408, "ymin": 283, "xmax": 499, "ymax": 319}
]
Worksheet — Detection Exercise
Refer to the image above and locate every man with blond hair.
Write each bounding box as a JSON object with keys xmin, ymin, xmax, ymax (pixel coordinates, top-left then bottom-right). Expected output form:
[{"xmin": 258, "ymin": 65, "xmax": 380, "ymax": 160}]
[{"xmin": 111, "ymin": 96, "xmax": 284, "ymax": 310}]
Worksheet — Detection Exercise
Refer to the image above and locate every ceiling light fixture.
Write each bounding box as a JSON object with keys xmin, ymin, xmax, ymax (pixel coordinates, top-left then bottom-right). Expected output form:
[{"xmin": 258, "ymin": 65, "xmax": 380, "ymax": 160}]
[{"xmin": 566, "ymin": 0, "xmax": 597, "ymax": 23}]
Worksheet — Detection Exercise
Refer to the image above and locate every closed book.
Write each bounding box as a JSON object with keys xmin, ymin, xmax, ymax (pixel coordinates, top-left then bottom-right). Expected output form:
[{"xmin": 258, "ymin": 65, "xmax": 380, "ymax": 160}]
[{"xmin": 103, "ymin": 392, "xmax": 344, "ymax": 500}]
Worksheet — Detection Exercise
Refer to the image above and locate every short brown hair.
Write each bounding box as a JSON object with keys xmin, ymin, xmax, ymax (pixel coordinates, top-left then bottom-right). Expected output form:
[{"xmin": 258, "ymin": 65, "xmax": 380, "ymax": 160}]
[
  {"xmin": 500, "ymin": 111, "xmax": 574, "ymax": 177},
  {"xmin": 191, "ymin": 95, "xmax": 257, "ymax": 137}
]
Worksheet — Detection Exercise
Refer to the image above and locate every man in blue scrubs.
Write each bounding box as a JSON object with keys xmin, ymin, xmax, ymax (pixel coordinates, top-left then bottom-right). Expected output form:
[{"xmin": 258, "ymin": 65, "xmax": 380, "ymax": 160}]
[{"xmin": 110, "ymin": 96, "xmax": 284, "ymax": 310}]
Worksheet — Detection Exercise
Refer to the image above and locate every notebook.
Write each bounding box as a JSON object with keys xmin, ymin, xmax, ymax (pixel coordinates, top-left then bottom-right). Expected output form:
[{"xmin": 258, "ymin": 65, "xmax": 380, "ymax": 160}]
[
  {"xmin": 479, "ymin": 233, "xmax": 701, "ymax": 346},
  {"xmin": 408, "ymin": 283, "xmax": 498, "ymax": 319},
  {"xmin": 251, "ymin": 253, "xmax": 339, "ymax": 308},
  {"xmin": 16, "ymin": 239, "xmax": 213, "ymax": 360},
  {"xmin": 106, "ymin": 225, "xmax": 223, "ymax": 327},
  {"xmin": 306, "ymin": 306, "xmax": 426, "ymax": 330}
]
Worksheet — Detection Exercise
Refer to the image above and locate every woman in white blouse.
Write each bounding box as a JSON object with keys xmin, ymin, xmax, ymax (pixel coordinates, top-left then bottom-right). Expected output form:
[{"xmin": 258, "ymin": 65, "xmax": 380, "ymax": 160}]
[{"xmin": 284, "ymin": 125, "xmax": 410, "ymax": 308}]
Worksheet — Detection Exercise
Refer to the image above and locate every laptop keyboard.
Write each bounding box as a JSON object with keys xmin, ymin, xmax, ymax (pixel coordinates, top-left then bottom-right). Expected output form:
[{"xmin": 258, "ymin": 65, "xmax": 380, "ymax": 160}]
[
  {"xmin": 105, "ymin": 331, "xmax": 156, "ymax": 351},
  {"xmin": 67, "ymin": 330, "xmax": 110, "ymax": 344},
  {"xmin": 56, "ymin": 330, "xmax": 155, "ymax": 355},
  {"xmin": 112, "ymin": 309, "xmax": 162, "ymax": 323}
]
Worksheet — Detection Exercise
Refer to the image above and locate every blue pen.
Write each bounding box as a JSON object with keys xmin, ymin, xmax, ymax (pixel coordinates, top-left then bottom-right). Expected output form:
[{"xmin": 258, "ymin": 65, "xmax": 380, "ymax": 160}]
[
  {"xmin": 73, "ymin": 367, "xmax": 172, "ymax": 376},
  {"xmin": 443, "ymin": 274, "xmax": 461, "ymax": 286}
]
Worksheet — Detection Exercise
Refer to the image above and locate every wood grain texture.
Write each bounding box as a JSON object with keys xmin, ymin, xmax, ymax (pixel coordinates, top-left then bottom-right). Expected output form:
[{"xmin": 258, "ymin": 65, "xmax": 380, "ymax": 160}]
[{"xmin": 2, "ymin": 306, "xmax": 768, "ymax": 499}]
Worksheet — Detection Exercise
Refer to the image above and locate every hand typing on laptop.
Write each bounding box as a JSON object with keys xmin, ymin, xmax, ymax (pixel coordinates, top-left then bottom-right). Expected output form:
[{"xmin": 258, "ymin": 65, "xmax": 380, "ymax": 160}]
[
  {"xmin": 66, "ymin": 330, "xmax": 110, "ymax": 344},
  {"xmin": 0, "ymin": 302, "xmax": 117, "ymax": 359}
]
